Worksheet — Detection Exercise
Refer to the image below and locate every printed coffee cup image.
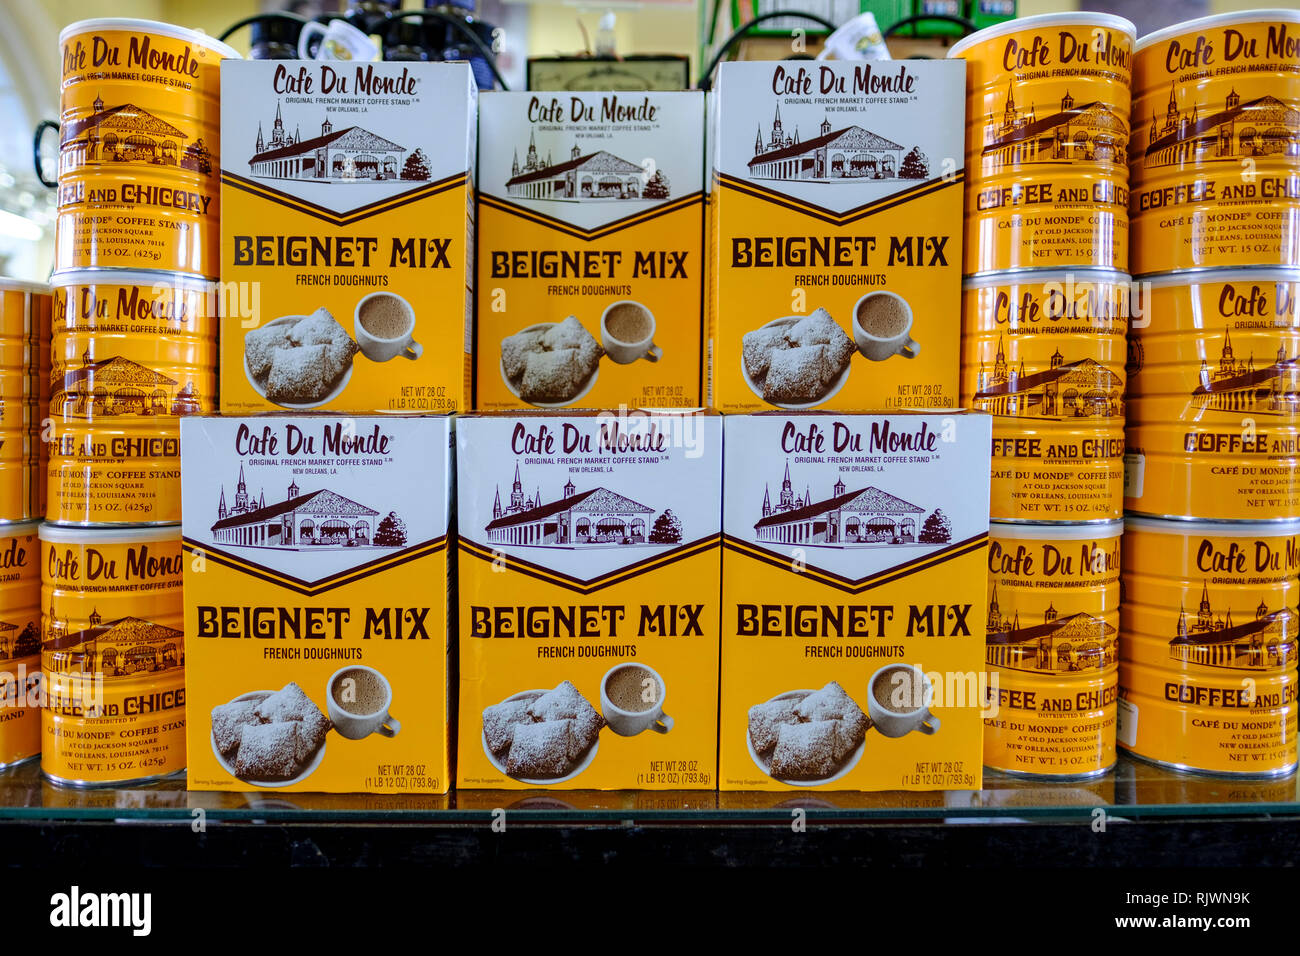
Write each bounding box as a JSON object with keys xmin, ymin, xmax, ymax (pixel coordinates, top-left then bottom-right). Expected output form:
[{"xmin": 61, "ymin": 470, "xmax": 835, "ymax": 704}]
[
  {"xmin": 354, "ymin": 291, "xmax": 423, "ymax": 362},
  {"xmin": 327, "ymin": 665, "xmax": 401, "ymax": 740},
  {"xmin": 600, "ymin": 300, "xmax": 662, "ymax": 364},
  {"xmin": 853, "ymin": 291, "xmax": 920, "ymax": 361},
  {"xmin": 866, "ymin": 663, "xmax": 940, "ymax": 738},
  {"xmin": 600, "ymin": 662, "xmax": 672, "ymax": 736}
]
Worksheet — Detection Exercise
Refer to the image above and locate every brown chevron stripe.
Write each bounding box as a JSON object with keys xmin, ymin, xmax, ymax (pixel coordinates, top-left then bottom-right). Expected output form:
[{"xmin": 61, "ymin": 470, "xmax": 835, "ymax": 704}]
[
  {"xmin": 458, "ymin": 535, "xmax": 720, "ymax": 593},
  {"xmin": 221, "ymin": 170, "xmax": 468, "ymax": 225},
  {"xmin": 182, "ymin": 536, "xmax": 447, "ymax": 596},
  {"xmin": 722, "ymin": 532, "xmax": 987, "ymax": 594},
  {"xmin": 477, "ymin": 192, "xmax": 703, "ymax": 240},
  {"xmin": 713, "ymin": 171, "xmax": 962, "ymax": 225}
]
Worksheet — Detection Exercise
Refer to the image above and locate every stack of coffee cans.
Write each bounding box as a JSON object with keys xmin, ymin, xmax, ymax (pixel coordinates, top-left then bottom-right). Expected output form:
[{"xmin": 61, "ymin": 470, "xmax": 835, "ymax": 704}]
[
  {"xmin": 0, "ymin": 279, "xmax": 50, "ymax": 770},
  {"xmin": 1121, "ymin": 10, "xmax": 1300, "ymax": 777},
  {"xmin": 949, "ymin": 12, "xmax": 1137, "ymax": 779},
  {"xmin": 40, "ymin": 18, "xmax": 237, "ymax": 786}
]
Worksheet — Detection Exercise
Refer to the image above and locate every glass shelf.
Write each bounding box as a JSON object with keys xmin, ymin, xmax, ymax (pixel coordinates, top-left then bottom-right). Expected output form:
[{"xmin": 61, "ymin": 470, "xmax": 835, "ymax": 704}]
[{"xmin": 1, "ymin": 753, "xmax": 1295, "ymax": 824}]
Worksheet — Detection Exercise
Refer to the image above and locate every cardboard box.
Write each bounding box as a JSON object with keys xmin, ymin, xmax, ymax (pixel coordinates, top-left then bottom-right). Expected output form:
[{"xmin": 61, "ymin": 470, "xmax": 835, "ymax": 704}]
[
  {"xmin": 220, "ymin": 61, "xmax": 476, "ymax": 413},
  {"xmin": 180, "ymin": 415, "xmax": 452, "ymax": 793},
  {"xmin": 720, "ymin": 411, "xmax": 991, "ymax": 790},
  {"xmin": 475, "ymin": 92, "xmax": 705, "ymax": 410},
  {"xmin": 456, "ymin": 410, "xmax": 721, "ymax": 789},
  {"xmin": 710, "ymin": 61, "xmax": 965, "ymax": 411}
]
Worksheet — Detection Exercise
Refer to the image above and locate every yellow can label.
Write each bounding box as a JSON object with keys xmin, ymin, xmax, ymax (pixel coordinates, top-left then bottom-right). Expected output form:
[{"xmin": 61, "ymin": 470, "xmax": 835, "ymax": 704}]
[
  {"xmin": 219, "ymin": 62, "xmax": 476, "ymax": 414},
  {"xmin": 962, "ymin": 271, "xmax": 1128, "ymax": 521},
  {"xmin": 58, "ymin": 23, "xmax": 234, "ymax": 278},
  {"xmin": 475, "ymin": 93, "xmax": 705, "ymax": 410},
  {"xmin": 48, "ymin": 273, "xmax": 216, "ymax": 526},
  {"xmin": 950, "ymin": 15, "xmax": 1134, "ymax": 178},
  {"xmin": 0, "ymin": 282, "xmax": 47, "ymax": 524},
  {"xmin": 983, "ymin": 523, "xmax": 1121, "ymax": 776},
  {"xmin": 457, "ymin": 412, "xmax": 721, "ymax": 790},
  {"xmin": 1119, "ymin": 517, "xmax": 1299, "ymax": 775},
  {"xmin": 40, "ymin": 525, "xmax": 186, "ymax": 784},
  {"xmin": 0, "ymin": 522, "xmax": 42, "ymax": 767},
  {"xmin": 1125, "ymin": 271, "xmax": 1300, "ymax": 520},
  {"xmin": 710, "ymin": 62, "xmax": 964, "ymax": 412},
  {"xmin": 1130, "ymin": 13, "xmax": 1300, "ymax": 274},
  {"xmin": 720, "ymin": 413, "xmax": 991, "ymax": 791},
  {"xmin": 966, "ymin": 170, "xmax": 1130, "ymax": 274}
]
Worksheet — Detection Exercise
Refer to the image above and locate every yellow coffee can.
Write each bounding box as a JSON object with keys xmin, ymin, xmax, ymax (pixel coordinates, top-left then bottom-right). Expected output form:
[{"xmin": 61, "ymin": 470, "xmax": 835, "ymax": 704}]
[
  {"xmin": 984, "ymin": 520, "xmax": 1122, "ymax": 778},
  {"xmin": 0, "ymin": 520, "xmax": 42, "ymax": 769},
  {"xmin": 1119, "ymin": 515, "xmax": 1298, "ymax": 777},
  {"xmin": 40, "ymin": 522, "xmax": 185, "ymax": 787},
  {"xmin": 56, "ymin": 19, "xmax": 239, "ymax": 279},
  {"xmin": 962, "ymin": 269, "xmax": 1128, "ymax": 522},
  {"xmin": 0, "ymin": 279, "xmax": 49, "ymax": 525},
  {"xmin": 1129, "ymin": 10, "xmax": 1300, "ymax": 275},
  {"xmin": 950, "ymin": 13, "xmax": 1135, "ymax": 275},
  {"xmin": 47, "ymin": 270, "xmax": 216, "ymax": 527},
  {"xmin": 1125, "ymin": 268, "xmax": 1299, "ymax": 522}
]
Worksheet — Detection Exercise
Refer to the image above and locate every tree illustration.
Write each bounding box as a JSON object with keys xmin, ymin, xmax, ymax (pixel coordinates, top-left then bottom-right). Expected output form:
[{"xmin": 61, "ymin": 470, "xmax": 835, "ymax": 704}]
[
  {"xmin": 899, "ymin": 147, "xmax": 930, "ymax": 179},
  {"xmin": 918, "ymin": 508, "xmax": 951, "ymax": 544},
  {"xmin": 374, "ymin": 512, "xmax": 407, "ymax": 546},
  {"xmin": 649, "ymin": 509, "xmax": 682, "ymax": 544},
  {"xmin": 13, "ymin": 621, "xmax": 38, "ymax": 657},
  {"xmin": 642, "ymin": 169, "xmax": 671, "ymax": 199},
  {"xmin": 401, "ymin": 148, "xmax": 431, "ymax": 181}
]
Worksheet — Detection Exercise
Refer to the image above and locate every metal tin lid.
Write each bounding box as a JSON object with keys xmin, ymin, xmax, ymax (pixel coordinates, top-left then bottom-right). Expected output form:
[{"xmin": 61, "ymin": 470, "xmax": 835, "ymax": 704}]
[
  {"xmin": 962, "ymin": 268, "xmax": 1132, "ymax": 291},
  {"xmin": 990, "ymin": 519, "xmax": 1124, "ymax": 540},
  {"xmin": 1123, "ymin": 514, "xmax": 1300, "ymax": 538},
  {"xmin": 949, "ymin": 12, "xmax": 1137, "ymax": 60},
  {"xmin": 0, "ymin": 278, "xmax": 51, "ymax": 295},
  {"xmin": 1138, "ymin": 266, "xmax": 1300, "ymax": 290},
  {"xmin": 1136, "ymin": 8, "xmax": 1300, "ymax": 55},
  {"xmin": 59, "ymin": 18, "xmax": 242, "ymax": 59},
  {"xmin": 38, "ymin": 522, "xmax": 180, "ymax": 545},
  {"xmin": 48, "ymin": 269, "xmax": 218, "ymax": 293}
]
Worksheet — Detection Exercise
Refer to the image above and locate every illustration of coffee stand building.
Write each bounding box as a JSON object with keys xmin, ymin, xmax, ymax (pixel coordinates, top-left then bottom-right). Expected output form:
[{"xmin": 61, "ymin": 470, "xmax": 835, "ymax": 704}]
[
  {"xmin": 748, "ymin": 106, "xmax": 905, "ymax": 181},
  {"xmin": 485, "ymin": 463, "xmax": 657, "ymax": 546},
  {"xmin": 60, "ymin": 94, "xmax": 211, "ymax": 174},
  {"xmin": 505, "ymin": 132, "xmax": 648, "ymax": 201},
  {"xmin": 984, "ymin": 588, "xmax": 1118, "ymax": 673},
  {"xmin": 248, "ymin": 103, "xmax": 410, "ymax": 181},
  {"xmin": 1145, "ymin": 88, "xmax": 1300, "ymax": 170},
  {"xmin": 752, "ymin": 464, "xmax": 926, "ymax": 546},
  {"xmin": 1192, "ymin": 331, "xmax": 1299, "ymax": 415},
  {"xmin": 54, "ymin": 350, "xmax": 187, "ymax": 417},
  {"xmin": 210, "ymin": 467, "xmax": 387, "ymax": 549},
  {"xmin": 982, "ymin": 85, "xmax": 1128, "ymax": 171},
  {"xmin": 973, "ymin": 340, "xmax": 1123, "ymax": 419},
  {"xmin": 43, "ymin": 605, "xmax": 183, "ymax": 677},
  {"xmin": 1169, "ymin": 586, "xmax": 1296, "ymax": 670}
]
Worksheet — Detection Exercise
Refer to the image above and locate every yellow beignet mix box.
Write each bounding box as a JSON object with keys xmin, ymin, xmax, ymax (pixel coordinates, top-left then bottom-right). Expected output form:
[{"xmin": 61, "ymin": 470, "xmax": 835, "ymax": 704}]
[
  {"xmin": 181, "ymin": 415, "xmax": 451, "ymax": 793},
  {"xmin": 220, "ymin": 61, "xmax": 476, "ymax": 413},
  {"xmin": 710, "ymin": 61, "xmax": 965, "ymax": 412},
  {"xmin": 456, "ymin": 410, "xmax": 721, "ymax": 789},
  {"xmin": 721, "ymin": 411, "xmax": 991, "ymax": 790},
  {"xmin": 474, "ymin": 92, "xmax": 705, "ymax": 410}
]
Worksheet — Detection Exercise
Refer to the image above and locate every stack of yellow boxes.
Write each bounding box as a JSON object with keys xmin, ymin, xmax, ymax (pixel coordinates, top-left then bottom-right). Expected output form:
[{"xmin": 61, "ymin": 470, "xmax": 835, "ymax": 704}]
[
  {"xmin": 40, "ymin": 18, "xmax": 237, "ymax": 786},
  {"xmin": 1120, "ymin": 11, "xmax": 1300, "ymax": 777},
  {"xmin": 950, "ymin": 12, "xmax": 1137, "ymax": 778},
  {"xmin": 0, "ymin": 279, "xmax": 50, "ymax": 770}
]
